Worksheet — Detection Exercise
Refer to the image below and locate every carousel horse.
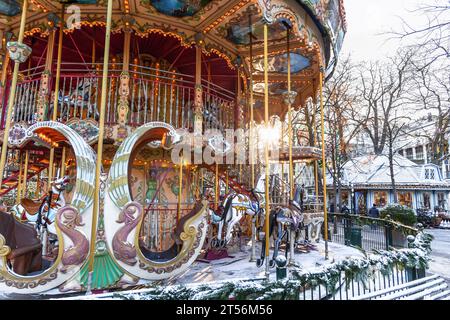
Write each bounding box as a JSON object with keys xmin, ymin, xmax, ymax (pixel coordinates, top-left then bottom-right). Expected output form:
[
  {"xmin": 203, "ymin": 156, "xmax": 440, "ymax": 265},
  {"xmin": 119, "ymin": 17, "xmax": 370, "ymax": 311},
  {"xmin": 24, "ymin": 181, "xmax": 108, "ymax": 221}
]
[
  {"xmin": 0, "ymin": 211, "xmax": 43, "ymax": 276},
  {"xmin": 52, "ymin": 77, "xmax": 99, "ymax": 120},
  {"xmin": 10, "ymin": 176, "xmax": 70, "ymax": 236},
  {"xmin": 256, "ymin": 200, "xmax": 304, "ymax": 268},
  {"xmin": 210, "ymin": 190, "xmax": 264, "ymax": 249}
]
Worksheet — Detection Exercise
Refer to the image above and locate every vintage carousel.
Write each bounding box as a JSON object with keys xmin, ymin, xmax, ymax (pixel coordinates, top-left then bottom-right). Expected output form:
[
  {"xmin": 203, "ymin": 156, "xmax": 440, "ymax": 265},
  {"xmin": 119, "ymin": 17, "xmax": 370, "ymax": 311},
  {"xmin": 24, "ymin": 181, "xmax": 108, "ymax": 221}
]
[{"xmin": 0, "ymin": 0, "xmax": 346, "ymax": 295}]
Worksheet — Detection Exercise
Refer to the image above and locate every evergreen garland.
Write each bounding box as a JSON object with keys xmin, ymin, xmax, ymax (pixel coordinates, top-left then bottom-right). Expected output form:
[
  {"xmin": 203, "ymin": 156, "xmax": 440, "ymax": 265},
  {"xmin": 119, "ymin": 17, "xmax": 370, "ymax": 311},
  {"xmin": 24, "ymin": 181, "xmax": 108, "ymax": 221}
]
[{"xmin": 111, "ymin": 232, "xmax": 433, "ymax": 300}]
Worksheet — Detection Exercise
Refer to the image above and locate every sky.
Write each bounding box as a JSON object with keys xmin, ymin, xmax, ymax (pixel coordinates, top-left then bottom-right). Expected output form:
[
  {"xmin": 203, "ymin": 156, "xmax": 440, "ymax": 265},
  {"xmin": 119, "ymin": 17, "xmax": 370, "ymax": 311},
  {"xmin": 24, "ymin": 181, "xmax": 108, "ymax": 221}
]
[{"xmin": 340, "ymin": 0, "xmax": 437, "ymax": 61}]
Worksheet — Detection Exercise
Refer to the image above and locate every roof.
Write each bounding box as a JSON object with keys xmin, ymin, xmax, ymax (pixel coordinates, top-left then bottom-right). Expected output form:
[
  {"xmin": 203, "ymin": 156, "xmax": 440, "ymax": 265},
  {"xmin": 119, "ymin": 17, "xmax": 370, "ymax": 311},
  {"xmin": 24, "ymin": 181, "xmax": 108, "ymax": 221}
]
[{"xmin": 328, "ymin": 154, "xmax": 450, "ymax": 189}]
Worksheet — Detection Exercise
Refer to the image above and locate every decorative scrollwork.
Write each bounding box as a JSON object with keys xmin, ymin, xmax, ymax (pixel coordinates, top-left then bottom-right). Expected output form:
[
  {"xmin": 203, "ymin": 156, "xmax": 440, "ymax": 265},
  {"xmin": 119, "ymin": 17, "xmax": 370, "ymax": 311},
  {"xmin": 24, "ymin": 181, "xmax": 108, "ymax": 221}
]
[
  {"xmin": 56, "ymin": 206, "xmax": 89, "ymax": 273},
  {"xmin": 0, "ymin": 271, "xmax": 58, "ymax": 289},
  {"xmin": 0, "ymin": 234, "xmax": 11, "ymax": 257}
]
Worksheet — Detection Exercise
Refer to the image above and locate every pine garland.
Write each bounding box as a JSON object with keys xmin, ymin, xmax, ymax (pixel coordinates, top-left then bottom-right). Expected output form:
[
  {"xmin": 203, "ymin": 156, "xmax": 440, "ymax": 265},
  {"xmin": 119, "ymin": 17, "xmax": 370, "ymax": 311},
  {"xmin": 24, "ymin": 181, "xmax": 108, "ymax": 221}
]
[{"xmin": 111, "ymin": 232, "xmax": 433, "ymax": 300}]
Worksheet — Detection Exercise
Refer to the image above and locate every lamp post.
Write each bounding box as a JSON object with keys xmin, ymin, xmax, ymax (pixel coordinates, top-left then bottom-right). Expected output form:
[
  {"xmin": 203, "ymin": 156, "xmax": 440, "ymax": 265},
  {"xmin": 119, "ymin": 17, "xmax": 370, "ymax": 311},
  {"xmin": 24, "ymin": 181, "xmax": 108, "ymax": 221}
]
[{"xmin": 351, "ymin": 182, "xmax": 355, "ymax": 214}]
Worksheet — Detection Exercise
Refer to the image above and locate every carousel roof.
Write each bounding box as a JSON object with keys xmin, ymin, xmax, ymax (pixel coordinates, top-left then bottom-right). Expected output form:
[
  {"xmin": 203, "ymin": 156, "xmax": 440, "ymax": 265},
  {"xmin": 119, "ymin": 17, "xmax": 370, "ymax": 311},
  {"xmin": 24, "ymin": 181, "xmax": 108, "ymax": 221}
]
[{"xmin": 0, "ymin": 0, "xmax": 347, "ymax": 118}]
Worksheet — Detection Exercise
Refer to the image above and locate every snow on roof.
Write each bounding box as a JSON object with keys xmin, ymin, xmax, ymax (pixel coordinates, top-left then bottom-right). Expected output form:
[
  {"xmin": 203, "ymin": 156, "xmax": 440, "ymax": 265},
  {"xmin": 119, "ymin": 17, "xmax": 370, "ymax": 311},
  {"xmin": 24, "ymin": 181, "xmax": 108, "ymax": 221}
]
[{"xmin": 334, "ymin": 154, "xmax": 449, "ymax": 188}]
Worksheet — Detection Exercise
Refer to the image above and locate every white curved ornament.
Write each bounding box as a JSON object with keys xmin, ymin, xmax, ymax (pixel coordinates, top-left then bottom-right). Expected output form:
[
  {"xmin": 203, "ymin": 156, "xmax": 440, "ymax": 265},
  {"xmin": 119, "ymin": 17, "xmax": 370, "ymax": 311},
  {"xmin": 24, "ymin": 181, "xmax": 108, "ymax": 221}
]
[
  {"xmin": 0, "ymin": 121, "xmax": 96, "ymax": 294},
  {"xmin": 104, "ymin": 122, "xmax": 208, "ymax": 281}
]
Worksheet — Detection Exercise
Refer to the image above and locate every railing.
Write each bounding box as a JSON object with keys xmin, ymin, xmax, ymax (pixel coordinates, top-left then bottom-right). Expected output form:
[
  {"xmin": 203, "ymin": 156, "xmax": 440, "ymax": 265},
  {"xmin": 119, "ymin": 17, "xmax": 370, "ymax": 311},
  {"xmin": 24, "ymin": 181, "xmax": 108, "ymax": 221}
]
[
  {"xmin": 329, "ymin": 213, "xmax": 419, "ymax": 251},
  {"xmin": 296, "ymin": 264, "xmax": 425, "ymax": 300},
  {"xmin": 140, "ymin": 204, "xmax": 194, "ymax": 252},
  {"xmin": 1, "ymin": 62, "xmax": 236, "ymax": 131}
]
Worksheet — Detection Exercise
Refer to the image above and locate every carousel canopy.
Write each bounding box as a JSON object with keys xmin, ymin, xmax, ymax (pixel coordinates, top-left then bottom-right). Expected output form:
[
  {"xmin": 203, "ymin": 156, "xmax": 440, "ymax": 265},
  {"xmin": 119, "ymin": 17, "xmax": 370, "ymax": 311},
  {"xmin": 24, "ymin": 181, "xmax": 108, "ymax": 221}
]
[{"xmin": 0, "ymin": 0, "xmax": 347, "ymax": 119}]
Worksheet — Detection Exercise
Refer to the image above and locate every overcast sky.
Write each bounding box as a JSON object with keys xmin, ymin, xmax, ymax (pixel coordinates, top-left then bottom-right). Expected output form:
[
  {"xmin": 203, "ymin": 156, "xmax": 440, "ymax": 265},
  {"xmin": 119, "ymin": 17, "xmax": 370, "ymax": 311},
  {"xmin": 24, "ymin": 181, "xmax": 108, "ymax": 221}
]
[{"xmin": 340, "ymin": 0, "xmax": 437, "ymax": 61}]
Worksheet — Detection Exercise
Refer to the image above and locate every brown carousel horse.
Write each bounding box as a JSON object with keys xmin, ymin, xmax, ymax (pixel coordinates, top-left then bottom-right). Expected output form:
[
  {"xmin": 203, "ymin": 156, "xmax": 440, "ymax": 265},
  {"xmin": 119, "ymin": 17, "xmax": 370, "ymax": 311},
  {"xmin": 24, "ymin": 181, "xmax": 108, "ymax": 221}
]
[{"xmin": 0, "ymin": 211, "xmax": 42, "ymax": 276}]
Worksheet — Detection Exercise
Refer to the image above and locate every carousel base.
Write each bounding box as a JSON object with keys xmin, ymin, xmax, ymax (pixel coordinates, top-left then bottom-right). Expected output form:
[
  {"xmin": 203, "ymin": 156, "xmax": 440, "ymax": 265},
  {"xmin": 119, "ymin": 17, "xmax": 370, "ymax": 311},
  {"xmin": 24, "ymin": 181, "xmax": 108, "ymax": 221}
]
[{"xmin": 0, "ymin": 240, "xmax": 365, "ymax": 300}]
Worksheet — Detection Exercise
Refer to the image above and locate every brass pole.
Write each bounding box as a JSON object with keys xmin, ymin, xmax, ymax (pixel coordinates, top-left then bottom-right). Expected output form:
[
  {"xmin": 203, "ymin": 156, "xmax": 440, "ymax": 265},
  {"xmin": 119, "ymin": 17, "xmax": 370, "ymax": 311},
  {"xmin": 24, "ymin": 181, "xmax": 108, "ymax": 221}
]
[
  {"xmin": 88, "ymin": 0, "xmax": 114, "ymax": 281},
  {"xmin": 0, "ymin": 51, "xmax": 10, "ymax": 86},
  {"xmin": 36, "ymin": 170, "xmax": 41, "ymax": 198},
  {"xmin": 313, "ymin": 99, "xmax": 319, "ymax": 197},
  {"xmin": 287, "ymin": 27, "xmax": 294, "ymax": 201},
  {"xmin": 16, "ymin": 152, "xmax": 23, "ymax": 205},
  {"xmin": 215, "ymin": 163, "xmax": 219, "ymax": 210},
  {"xmin": 281, "ymin": 122, "xmax": 285, "ymax": 198},
  {"xmin": 48, "ymin": 5, "xmax": 65, "ymax": 190},
  {"xmin": 225, "ymin": 170, "xmax": 229, "ymax": 194},
  {"xmin": 22, "ymin": 150, "xmax": 29, "ymax": 199},
  {"xmin": 177, "ymin": 158, "xmax": 183, "ymax": 223},
  {"xmin": 248, "ymin": 15, "xmax": 255, "ymax": 189},
  {"xmin": 0, "ymin": 0, "xmax": 29, "ymax": 189},
  {"xmin": 60, "ymin": 147, "xmax": 66, "ymax": 177},
  {"xmin": 319, "ymin": 69, "xmax": 329, "ymax": 260},
  {"xmin": 263, "ymin": 24, "xmax": 270, "ymax": 279}
]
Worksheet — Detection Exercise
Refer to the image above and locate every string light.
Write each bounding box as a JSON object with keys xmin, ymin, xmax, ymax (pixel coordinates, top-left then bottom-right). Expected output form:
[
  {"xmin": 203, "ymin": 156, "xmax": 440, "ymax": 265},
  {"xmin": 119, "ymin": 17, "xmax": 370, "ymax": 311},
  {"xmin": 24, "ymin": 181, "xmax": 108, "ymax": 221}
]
[
  {"xmin": 30, "ymin": 0, "xmax": 48, "ymax": 13},
  {"xmin": 124, "ymin": 0, "xmax": 130, "ymax": 14},
  {"xmin": 203, "ymin": 0, "xmax": 252, "ymax": 34}
]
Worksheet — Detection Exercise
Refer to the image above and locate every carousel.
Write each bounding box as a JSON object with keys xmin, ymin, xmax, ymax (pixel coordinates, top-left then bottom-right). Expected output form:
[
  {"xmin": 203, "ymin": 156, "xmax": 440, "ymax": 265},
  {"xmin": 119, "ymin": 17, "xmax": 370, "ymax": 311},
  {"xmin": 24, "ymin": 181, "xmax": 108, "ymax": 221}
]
[{"xmin": 0, "ymin": 0, "xmax": 346, "ymax": 295}]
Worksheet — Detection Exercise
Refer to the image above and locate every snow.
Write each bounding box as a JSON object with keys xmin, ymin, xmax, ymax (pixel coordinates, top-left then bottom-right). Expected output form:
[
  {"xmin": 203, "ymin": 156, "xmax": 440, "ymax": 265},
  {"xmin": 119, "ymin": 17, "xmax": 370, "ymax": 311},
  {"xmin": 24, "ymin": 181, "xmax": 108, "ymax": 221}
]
[{"xmin": 165, "ymin": 240, "xmax": 365, "ymax": 285}]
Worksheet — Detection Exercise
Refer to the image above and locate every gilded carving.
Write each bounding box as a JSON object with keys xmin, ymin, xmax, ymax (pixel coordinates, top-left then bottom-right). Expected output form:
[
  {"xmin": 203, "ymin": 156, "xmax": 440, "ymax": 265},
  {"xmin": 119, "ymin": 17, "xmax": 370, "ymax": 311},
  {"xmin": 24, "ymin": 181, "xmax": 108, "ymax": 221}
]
[
  {"xmin": 117, "ymin": 72, "xmax": 130, "ymax": 127},
  {"xmin": 36, "ymin": 71, "xmax": 51, "ymax": 121}
]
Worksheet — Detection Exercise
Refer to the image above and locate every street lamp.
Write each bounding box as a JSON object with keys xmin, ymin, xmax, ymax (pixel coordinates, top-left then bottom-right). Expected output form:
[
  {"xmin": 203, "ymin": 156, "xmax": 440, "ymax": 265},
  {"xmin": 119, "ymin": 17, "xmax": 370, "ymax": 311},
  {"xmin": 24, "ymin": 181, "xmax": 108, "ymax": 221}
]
[{"xmin": 350, "ymin": 182, "xmax": 355, "ymax": 214}]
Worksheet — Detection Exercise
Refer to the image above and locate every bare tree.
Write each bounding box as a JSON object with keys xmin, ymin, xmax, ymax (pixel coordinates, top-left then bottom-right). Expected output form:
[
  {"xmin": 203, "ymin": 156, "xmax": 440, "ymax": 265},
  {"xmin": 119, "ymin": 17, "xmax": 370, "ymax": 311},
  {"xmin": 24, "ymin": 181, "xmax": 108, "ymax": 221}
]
[
  {"xmin": 406, "ymin": 59, "xmax": 450, "ymax": 164},
  {"xmin": 354, "ymin": 50, "xmax": 415, "ymax": 155},
  {"xmin": 352, "ymin": 50, "xmax": 416, "ymax": 200},
  {"xmin": 323, "ymin": 56, "xmax": 360, "ymax": 211},
  {"xmin": 392, "ymin": 0, "xmax": 450, "ymax": 69}
]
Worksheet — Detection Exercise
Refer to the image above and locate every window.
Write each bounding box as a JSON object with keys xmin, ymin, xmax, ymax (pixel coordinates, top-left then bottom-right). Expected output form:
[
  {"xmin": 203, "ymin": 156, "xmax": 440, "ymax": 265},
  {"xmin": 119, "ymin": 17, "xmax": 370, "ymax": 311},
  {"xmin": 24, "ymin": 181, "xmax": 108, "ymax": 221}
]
[
  {"xmin": 398, "ymin": 150, "xmax": 404, "ymax": 156},
  {"xmin": 422, "ymin": 192, "xmax": 431, "ymax": 209},
  {"xmin": 406, "ymin": 148, "xmax": 413, "ymax": 160},
  {"xmin": 374, "ymin": 191, "xmax": 388, "ymax": 207},
  {"xmin": 397, "ymin": 192, "xmax": 413, "ymax": 208},
  {"xmin": 415, "ymin": 146, "xmax": 423, "ymax": 160},
  {"xmin": 445, "ymin": 161, "xmax": 450, "ymax": 179},
  {"xmin": 425, "ymin": 168, "xmax": 435, "ymax": 180},
  {"xmin": 438, "ymin": 193, "xmax": 447, "ymax": 210}
]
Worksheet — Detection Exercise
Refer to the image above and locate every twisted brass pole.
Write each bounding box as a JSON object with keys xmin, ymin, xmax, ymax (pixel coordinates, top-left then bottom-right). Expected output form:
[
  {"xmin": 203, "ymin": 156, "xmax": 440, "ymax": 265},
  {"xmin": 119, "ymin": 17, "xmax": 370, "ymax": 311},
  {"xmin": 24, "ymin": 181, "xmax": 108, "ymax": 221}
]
[
  {"xmin": 0, "ymin": 0, "xmax": 29, "ymax": 189},
  {"xmin": 87, "ymin": 0, "xmax": 113, "ymax": 291}
]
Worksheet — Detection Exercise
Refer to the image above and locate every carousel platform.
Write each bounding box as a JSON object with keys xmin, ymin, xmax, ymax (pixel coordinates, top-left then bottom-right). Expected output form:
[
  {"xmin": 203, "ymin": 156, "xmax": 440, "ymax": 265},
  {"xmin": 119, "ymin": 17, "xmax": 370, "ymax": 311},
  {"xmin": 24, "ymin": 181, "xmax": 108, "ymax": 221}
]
[{"xmin": 43, "ymin": 240, "xmax": 365, "ymax": 300}]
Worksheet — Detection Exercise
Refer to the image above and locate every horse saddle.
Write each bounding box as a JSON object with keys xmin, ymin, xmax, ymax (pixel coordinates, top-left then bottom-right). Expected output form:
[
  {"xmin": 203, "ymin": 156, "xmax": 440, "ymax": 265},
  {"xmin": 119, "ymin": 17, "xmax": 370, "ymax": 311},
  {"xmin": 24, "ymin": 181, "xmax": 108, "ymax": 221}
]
[{"xmin": 20, "ymin": 198, "xmax": 42, "ymax": 215}]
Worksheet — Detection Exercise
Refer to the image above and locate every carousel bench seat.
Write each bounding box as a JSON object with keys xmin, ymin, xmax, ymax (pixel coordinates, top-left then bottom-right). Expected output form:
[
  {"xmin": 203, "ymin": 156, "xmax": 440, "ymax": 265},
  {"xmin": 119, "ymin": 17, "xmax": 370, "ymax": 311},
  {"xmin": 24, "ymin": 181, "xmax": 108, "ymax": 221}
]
[
  {"xmin": 351, "ymin": 274, "xmax": 450, "ymax": 300},
  {"xmin": 0, "ymin": 211, "xmax": 43, "ymax": 276}
]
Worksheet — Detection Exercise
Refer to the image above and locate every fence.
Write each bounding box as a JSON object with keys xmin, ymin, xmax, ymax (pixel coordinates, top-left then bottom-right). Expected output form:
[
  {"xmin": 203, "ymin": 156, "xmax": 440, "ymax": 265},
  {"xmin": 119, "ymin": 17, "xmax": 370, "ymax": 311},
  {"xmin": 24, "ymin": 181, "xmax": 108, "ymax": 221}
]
[{"xmin": 329, "ymin": 213, "xmax": 418, "ymax": 252}]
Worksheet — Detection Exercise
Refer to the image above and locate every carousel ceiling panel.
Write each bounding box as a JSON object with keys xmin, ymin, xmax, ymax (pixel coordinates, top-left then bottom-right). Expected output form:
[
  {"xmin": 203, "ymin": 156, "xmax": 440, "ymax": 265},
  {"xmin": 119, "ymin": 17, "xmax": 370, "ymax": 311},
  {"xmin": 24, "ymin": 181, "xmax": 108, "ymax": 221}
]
[
  {"xmin": 252, "ymin": 50, "xmax": 311, "ymax": 74},
  {"xmin": 223, "ymin": 13, "xmax": 292, "ymax": 46},
  {"xmin": 142, "ymin": 0, "xmax": 212, "ymax": 18},
  {"xmin": 0, "ymin": 0, "xmax": 20, "ymax": 16},
  {"xmin": 298, "ymin": 0, "xmax": 347, "ymax": 62}
]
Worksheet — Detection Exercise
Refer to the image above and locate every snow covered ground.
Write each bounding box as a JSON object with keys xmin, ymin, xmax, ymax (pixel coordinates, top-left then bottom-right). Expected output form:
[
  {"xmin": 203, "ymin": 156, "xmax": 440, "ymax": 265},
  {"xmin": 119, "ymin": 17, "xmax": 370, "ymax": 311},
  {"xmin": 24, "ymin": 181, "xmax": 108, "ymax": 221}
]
[{"xmin": 167, "ymin": 239, "xmax": 365, "ymax": 285}]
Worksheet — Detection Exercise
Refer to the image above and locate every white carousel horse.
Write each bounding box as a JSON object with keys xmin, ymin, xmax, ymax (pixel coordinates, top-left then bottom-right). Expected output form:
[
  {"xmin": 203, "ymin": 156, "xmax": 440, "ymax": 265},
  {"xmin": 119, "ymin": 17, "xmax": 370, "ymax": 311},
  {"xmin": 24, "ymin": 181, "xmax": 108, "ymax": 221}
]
[
  {"xmin": 210, "ymin": 191, "xmax": 264, "ymax": 249},
  {"xmin": 10, "ymin": 176, "xmax": 70, "ymax": 236}
]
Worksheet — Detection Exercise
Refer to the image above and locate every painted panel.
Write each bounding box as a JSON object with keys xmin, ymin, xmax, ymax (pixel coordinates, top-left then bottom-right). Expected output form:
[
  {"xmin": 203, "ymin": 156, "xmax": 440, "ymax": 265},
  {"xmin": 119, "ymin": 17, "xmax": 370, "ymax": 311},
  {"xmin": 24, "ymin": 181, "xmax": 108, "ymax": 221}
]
[{"xmin": 147, "ymin": 0, "xmax": 212, "ymax": 17}]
